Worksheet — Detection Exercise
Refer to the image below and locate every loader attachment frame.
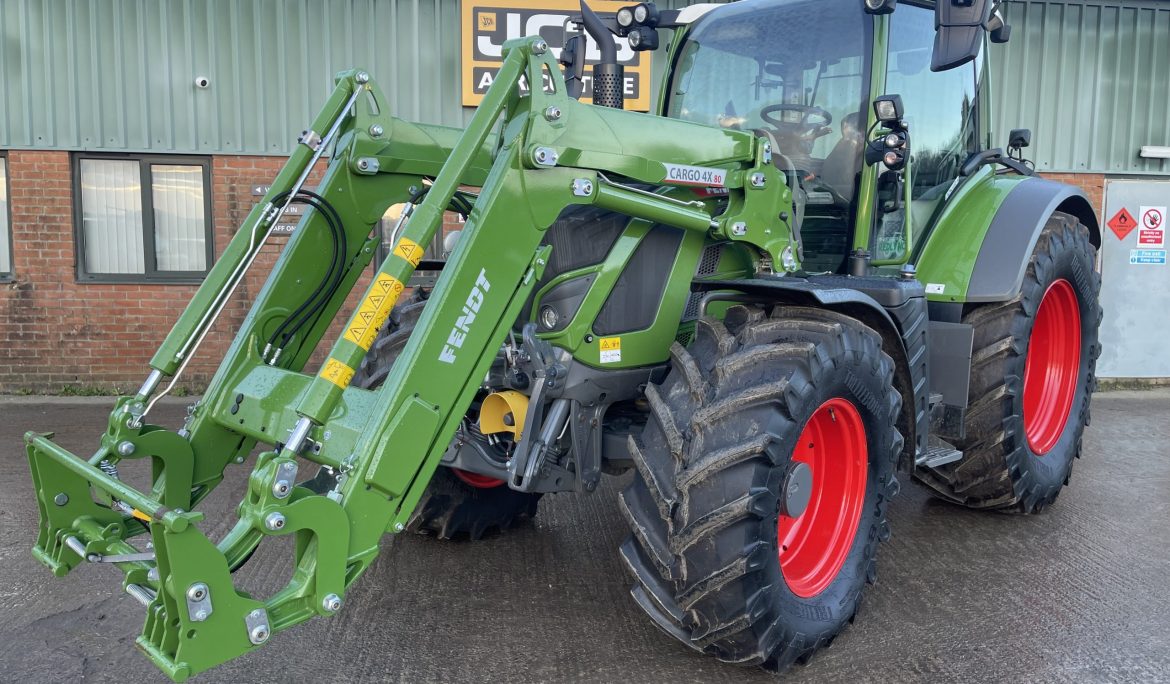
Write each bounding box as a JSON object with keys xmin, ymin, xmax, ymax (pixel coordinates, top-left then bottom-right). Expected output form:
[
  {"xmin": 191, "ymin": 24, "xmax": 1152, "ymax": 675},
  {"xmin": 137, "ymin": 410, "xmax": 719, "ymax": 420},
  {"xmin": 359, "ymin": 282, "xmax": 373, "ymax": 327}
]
[{"xmin": 24, "ymin": 37, "xmax": 793, "ymax": 680}]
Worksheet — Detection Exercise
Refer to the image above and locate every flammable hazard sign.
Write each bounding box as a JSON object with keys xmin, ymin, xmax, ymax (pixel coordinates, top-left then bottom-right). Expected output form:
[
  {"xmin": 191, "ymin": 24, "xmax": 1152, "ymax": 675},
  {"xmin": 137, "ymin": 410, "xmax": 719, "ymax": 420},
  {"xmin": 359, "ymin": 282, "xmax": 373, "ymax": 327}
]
[{"xmin": 1108, "ymin": 207, "xmax": 1137, "ymax": 241}]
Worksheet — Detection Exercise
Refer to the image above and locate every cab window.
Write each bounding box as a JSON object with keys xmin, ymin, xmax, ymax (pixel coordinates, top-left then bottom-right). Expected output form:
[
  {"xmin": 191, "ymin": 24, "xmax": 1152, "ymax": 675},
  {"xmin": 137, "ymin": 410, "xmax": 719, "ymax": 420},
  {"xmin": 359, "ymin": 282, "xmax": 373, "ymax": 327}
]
[{"xmin": 887, "ymin": 2, "xmax": 980, "ymax": 231}]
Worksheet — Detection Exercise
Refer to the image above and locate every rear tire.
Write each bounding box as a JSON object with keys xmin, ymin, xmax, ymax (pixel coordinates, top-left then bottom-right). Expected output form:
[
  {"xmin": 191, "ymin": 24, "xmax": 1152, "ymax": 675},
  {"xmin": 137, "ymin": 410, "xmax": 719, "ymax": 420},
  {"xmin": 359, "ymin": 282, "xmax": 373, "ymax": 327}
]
[
  {"xmin": 354, "ymin": 289, "xmax": 542, "ymax": 540},
  {"xmin": 619, "ymin": 306, "xmax": 902, "ymax": 670},
  {"xmin": 914, "ymin": 212, "xmax": 1101, "ymax": 512}
]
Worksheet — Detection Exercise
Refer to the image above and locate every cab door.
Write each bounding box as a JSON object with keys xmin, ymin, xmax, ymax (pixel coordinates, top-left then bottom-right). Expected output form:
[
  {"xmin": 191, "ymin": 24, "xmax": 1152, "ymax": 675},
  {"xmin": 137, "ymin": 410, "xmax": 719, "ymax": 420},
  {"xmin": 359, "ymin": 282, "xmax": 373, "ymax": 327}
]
[{"xmin": 872, "ymin": 0, "xmax": 985, "ymax": 262}]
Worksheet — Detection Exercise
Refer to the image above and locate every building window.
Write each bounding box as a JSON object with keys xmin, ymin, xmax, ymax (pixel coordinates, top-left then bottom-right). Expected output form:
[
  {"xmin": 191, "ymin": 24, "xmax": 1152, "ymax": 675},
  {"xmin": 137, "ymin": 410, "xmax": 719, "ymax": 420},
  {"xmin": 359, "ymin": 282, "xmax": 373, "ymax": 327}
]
[
  {"xmin": 73, "ymin": 155, "xmax": 213, "ymax": 281},
  {"xmin": 0, "ymin": 154, "xmax": 11, "ymax": 280}
]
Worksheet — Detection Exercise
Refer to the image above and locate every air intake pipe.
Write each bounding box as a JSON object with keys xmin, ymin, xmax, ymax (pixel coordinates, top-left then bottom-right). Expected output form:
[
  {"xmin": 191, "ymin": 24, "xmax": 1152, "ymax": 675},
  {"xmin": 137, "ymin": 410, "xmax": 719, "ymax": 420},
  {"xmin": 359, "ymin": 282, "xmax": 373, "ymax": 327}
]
[{"xmin": 579, "ymin": 1, "xmax": 623, "ymax": 109}]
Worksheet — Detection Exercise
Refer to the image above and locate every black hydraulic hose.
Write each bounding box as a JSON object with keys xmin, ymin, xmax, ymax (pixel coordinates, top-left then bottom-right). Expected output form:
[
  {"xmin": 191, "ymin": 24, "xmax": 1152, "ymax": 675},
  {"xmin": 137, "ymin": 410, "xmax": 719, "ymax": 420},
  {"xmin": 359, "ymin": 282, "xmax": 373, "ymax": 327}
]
[
  {"xmin": 408, "ymin": 183, "xmax": 473, "ymax": 219},
  {"xmin": 265, "ymin": 193, "xmax": 338, "ymax": 346},
  {"xmin": 275, "ymin": 191, "xmax": 348, "ymax": 349},
  {"xmin": 265, "ymin": 191, "xmax": 346, "ymax": 353}
]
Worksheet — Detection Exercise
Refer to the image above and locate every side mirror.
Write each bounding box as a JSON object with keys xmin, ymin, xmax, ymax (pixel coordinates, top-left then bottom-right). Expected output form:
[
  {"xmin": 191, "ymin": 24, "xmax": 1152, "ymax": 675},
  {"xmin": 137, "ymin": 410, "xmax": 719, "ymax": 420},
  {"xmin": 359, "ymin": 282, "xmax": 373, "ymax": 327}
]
[
  {"xmin": 986, "ymin": 6, "xmax": 1011, "ymax": 43},
  {"xmin": 932, "ymin": 0, "xmax": 992, "ymax": 72},
  {"xmin": 1008, "ymin": 128, "xmax": 1031, "ymax": 150},
  {"xmin": 559, "ymin": 34, "xmax": 587, "ymax": 99},
  {"xmin": 1007, "ymin": 128, "xmax": 1032, "ymax": 164}
]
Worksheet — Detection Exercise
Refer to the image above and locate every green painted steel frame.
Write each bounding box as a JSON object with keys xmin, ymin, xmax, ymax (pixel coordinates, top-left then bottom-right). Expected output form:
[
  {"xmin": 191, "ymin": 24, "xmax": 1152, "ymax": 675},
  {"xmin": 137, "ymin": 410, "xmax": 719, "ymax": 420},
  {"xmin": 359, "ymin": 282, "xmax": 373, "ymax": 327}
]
[{"xmin": 23, "ymin": 37, "xmax": 795, "ymax": 681}]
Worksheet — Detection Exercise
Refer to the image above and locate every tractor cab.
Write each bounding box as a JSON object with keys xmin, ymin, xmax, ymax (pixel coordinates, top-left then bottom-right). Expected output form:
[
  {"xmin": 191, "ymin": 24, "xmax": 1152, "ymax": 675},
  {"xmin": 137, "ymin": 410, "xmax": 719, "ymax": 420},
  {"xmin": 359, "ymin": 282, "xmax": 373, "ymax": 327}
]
[{"xmin": 658, "ymin": 0, "xmax": 1000, "ymax": 272}]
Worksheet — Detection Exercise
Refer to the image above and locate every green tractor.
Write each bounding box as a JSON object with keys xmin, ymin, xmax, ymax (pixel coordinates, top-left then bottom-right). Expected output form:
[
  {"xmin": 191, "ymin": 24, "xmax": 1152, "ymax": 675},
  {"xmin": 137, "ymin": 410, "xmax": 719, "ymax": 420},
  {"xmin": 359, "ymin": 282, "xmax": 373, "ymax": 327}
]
[{"xmin": 24, "ymin": 0, "xmax": 1101, "ymax": 678}]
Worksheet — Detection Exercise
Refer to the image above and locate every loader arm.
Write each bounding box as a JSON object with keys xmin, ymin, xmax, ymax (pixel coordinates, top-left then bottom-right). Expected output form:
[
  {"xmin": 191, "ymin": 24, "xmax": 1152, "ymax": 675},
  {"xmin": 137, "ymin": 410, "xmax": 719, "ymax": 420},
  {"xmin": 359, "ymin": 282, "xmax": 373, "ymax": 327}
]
[{"xmin": 24, "ymin": 37, "xmax": 793, "ymax": 681}]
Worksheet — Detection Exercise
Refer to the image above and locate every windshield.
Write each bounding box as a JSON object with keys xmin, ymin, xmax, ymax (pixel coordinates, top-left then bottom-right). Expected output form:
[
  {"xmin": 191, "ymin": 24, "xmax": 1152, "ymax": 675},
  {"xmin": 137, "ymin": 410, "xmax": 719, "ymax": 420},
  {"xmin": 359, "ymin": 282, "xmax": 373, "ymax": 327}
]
[{"xmin": 666, "ymin": 0, "xmax": 871, "ymax": 167}]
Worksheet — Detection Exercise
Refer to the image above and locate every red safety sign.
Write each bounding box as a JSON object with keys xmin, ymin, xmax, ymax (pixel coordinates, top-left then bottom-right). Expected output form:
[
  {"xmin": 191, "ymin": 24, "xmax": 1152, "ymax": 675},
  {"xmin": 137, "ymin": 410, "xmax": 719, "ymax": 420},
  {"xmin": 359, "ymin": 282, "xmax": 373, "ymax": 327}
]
[
  {"xmin": 1139, "ymin": 206, "xmax": 1166, "ymax": 248},
  {"xmin": 1108, "ymin": 208, "xmax": 1137, "ymax": 240}
]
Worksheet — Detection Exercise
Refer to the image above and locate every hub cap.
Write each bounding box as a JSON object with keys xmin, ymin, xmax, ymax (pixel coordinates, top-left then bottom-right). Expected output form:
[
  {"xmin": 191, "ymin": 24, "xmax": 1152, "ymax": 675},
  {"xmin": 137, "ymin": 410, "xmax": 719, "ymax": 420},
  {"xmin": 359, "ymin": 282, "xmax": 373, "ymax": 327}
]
[
  {"xmin": 777, "ymin": 398, "xmax": 868, "ymax": 598},
  {"xmin": 452, "ymin": 469, "xmax": 506, "ymax": 489},
  {"xmin": 1023, "ymin": 279, "xmax": 1082, "ymax": 456}
]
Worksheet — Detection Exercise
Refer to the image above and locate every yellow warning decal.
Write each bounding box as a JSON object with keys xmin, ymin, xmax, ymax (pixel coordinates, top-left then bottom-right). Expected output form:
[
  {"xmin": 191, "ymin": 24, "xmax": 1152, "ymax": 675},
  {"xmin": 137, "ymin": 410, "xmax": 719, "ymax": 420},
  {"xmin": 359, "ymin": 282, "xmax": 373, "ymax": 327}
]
[
  {"xmin": 393, "ymin": 237, "xmax": 425, "ymax": 267},
  {"xmin": 319, "ymin": 357, "xmax": 355, "ymax": 389},
  {"xmin": 599, "ymin": 337, "xmax": 622, "ymax": 364},
  {"xmin": 344, "ymin": 273, "xmax": 406, "ymax": 350}
]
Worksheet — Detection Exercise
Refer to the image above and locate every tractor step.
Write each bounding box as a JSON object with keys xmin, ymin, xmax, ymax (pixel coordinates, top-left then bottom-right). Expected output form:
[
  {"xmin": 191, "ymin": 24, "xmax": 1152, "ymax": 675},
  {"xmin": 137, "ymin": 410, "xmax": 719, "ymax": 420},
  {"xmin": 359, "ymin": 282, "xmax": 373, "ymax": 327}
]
[{"xmin": 916, "ymin": 443, "xmax": 963, "ymax": 469}]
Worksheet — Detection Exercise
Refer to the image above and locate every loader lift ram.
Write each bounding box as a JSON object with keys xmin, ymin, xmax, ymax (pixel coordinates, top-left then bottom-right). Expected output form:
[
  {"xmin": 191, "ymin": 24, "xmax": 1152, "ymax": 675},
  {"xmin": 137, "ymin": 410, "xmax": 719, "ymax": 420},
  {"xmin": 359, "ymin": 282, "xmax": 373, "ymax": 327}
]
[{"xmin": 24, "ymin": 0, "xmax": 1101, "ymax": 679}]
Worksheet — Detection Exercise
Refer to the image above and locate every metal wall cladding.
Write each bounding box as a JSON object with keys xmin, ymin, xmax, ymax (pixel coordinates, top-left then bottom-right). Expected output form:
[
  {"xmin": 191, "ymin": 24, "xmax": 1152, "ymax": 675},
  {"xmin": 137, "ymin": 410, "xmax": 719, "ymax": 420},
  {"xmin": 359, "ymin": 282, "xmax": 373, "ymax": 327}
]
[
  {"xmin": 991, "ymin": 0, "xmax": 1170, "ymax": 175},
  {"xmin": 3, "ymin": 0, "xmax": 1168, "ymax": 174},
  {"xmin": 0, "ymin": 0, "xmax": 704, "ymax": 155}
]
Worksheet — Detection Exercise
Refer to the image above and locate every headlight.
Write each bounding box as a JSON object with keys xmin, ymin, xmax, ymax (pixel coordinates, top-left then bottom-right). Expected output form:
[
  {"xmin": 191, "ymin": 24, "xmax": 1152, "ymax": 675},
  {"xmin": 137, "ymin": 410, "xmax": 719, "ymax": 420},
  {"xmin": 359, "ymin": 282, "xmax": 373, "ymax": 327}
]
[
  {"xmin": 633, "ymin": 2, "xmax": 659, "ymax": 26},
  {"xmin": 539, "ymin": 305, "xmax": 560, "ymax": 330},
  {"xmin": 616, "ymin": 7, "xmax": 635, "ymax": 28},
  {"xmin": 628, "ymin": 27, "xmax": 659, "ymax": 51}
]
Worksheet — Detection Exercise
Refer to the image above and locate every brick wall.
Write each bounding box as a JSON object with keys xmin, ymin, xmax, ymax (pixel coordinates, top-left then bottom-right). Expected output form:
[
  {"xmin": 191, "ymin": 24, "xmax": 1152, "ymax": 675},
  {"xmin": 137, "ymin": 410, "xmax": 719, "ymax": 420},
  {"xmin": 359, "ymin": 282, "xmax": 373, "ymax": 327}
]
[
  {"xmin": 1041, "ymin": 172, "xmax": 1106, "ymax": 222},
  {"xmin": 0, "ymin": 151, "xmax": 409, "ymax": 393}
]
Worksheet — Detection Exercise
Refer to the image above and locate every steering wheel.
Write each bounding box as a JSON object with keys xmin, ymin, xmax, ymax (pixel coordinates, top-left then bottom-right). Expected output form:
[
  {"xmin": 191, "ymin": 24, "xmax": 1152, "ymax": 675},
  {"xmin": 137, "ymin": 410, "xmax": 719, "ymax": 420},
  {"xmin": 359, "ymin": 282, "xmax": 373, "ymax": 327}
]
[{"xmin": 760, "ymin": 104, "xmax": 833, "ymax": 130}]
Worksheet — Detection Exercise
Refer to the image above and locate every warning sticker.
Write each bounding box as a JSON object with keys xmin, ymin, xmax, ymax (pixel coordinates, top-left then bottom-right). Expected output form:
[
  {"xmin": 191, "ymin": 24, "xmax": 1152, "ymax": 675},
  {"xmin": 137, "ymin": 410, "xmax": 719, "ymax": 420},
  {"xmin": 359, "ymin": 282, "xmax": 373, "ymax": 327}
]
[
  {"xmin": 344, "ymin": 273, "xmax": 406, "ymax": 350},
  {"xmin": 1138, "ymin": 205, "xmax": 1165, "ymax": 247},
  {"xmin": 393, "ymin": 237, "xmax": 425, "ymax": 267},
  {"xmin": 1107, "ymin": 208, "xmax": 1137, "ymax": 241},
  {"xmin": 319, "ymin": 357, "xmax": 355, "ymax": 389},
  {"xmin": 925, "ymin": 283, "xmax": 946, "ymax": 295},
  {"xmin": 1130, "ymin": 249, "xmax": 1167, "ymax": 266},
  {"xmin": 599, "ymin": 337, "xmax": 621, "ymax": 364}
]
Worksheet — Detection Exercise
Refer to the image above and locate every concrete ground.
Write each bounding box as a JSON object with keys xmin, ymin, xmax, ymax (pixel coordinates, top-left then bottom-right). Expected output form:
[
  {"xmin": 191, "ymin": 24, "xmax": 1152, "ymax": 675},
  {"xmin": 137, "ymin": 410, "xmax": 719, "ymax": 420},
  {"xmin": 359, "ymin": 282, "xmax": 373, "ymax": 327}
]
[{"xmin": 0, "ymin": 391, "xmax": 1167, "ymax": 683}]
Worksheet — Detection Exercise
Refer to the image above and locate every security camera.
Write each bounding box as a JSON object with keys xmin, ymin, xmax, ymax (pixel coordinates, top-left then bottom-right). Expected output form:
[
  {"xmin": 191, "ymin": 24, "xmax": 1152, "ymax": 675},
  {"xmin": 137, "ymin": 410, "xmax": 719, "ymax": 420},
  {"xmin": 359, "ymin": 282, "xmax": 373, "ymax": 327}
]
[{"xmin": 194, "ymin": 76, "xmax": 210, "ymax": 89}]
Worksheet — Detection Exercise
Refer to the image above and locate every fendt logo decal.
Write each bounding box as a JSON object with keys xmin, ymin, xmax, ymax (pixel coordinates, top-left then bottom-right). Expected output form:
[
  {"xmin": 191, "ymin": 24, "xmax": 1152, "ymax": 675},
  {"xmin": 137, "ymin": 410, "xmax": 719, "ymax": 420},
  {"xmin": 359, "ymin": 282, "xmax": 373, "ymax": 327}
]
[
  {"xmin": 662, "ymin": 163, "xmax": 726, "ymax": 188},
  {"xmin": 439, "ymin": 268, "xmax": 493, "ymax": 364}
]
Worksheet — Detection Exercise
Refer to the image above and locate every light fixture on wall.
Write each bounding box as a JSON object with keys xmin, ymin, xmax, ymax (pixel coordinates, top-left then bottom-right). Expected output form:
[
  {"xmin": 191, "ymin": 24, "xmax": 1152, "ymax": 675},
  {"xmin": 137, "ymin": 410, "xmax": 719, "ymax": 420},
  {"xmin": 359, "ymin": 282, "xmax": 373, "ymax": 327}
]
[{"xmin": 1139, "ymin": 146, "xmax": 1170, "ymax": 160}]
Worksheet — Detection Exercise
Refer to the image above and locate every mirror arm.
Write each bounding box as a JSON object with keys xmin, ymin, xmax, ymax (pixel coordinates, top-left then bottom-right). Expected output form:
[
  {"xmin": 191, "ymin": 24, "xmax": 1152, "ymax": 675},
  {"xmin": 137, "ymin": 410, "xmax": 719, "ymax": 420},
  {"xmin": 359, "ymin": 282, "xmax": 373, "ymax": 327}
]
[{"xmin": 959, "ymin": 148, "xmax": 1034, "ymax": 177}]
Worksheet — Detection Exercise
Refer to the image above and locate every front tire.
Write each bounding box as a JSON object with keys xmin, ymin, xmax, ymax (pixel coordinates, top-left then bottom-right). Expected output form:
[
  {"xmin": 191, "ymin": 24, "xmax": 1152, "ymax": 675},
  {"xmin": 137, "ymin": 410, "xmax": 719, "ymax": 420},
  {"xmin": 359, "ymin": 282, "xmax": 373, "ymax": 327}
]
[
  {"xmin": 915, "ymin": 212, "xmax": 1101, "ymax": 512},
  {"xmin": 619, "ymin": 306, "xmax": 902, "ymax": 670}
]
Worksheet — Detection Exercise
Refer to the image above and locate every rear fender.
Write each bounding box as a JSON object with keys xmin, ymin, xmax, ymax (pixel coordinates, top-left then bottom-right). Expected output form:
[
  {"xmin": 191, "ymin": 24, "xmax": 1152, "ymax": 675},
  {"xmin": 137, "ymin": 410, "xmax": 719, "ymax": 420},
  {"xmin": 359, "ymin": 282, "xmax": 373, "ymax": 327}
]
[{"xmin": 916, "ymin": 172, "xmax": 1101, "ymax": 304}]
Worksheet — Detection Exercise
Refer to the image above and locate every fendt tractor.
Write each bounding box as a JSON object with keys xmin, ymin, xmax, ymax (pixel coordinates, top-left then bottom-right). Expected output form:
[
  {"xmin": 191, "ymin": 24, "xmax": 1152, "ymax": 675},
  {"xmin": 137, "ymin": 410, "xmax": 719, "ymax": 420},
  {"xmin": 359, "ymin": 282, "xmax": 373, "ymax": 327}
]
[{"xmin": 24, "ymin": 0, "xmax": 1102, "ymax": 679}]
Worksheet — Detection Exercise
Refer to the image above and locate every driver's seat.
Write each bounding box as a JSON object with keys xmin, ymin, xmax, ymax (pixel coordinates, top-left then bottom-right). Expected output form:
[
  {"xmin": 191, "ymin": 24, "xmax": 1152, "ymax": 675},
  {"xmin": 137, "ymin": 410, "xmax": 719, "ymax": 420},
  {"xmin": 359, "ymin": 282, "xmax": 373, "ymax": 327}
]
[{"xmin": 819, "ymin": 114, "xmax": 865, "ymax": 204}]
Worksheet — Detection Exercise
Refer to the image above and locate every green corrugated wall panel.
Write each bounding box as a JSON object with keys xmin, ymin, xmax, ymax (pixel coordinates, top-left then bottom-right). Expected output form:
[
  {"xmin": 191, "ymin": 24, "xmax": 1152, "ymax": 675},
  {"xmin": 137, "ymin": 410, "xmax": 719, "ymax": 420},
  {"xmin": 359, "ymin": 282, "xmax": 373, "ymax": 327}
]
[
  {"xmin": 991, "ymin": 0, "xmax": 1170, "ymax": 174},
  {"xmin": 3, "ymin": 0, "xmax": 1168, "ymax": 173},
  {"xmin": 0, "ymin": 0, "xmax": 706, "ymax": 155}
]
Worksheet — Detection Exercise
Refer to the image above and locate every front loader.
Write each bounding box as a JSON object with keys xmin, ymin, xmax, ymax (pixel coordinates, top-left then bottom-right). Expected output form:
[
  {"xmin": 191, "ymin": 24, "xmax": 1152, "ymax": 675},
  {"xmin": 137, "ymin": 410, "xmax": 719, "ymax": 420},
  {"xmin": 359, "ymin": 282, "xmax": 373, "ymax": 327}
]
[{"xmin": 24, "ymin": 0, "xmax": 1102, "ymax": 679}]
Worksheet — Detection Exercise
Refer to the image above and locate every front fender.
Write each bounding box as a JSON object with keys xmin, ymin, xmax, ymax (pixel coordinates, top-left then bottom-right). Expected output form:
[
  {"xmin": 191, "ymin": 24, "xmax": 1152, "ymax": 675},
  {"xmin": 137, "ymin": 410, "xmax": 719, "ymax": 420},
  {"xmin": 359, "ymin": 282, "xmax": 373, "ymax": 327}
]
[{"xmin": 915, "ymin": 171, "xmax": 1101, "ymax": 304}]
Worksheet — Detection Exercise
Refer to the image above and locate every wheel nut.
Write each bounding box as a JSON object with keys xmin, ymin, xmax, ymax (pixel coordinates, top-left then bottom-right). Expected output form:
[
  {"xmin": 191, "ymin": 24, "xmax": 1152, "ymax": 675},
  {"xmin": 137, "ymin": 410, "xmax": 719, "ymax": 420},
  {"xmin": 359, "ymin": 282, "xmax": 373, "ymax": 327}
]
[{"xmin": 264, "ymin": 512, "xmax": 286, "ymax": 531}]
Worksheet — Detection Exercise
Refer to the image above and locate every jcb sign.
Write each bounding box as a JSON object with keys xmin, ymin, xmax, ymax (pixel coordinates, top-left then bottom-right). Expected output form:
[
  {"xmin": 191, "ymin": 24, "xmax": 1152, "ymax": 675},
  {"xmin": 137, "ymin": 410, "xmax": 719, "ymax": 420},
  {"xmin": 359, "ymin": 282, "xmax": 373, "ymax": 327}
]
[{"xmin": 461, "ymin": 0, "xmax": 652, "ymax": 111}]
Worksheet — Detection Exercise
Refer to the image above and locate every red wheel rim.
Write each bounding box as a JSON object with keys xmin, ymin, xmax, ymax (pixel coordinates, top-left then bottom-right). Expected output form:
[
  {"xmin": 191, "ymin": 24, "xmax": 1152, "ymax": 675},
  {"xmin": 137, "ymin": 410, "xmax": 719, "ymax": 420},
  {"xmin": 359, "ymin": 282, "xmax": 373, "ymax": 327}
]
[
  {"xmin": 1023, "ymin": 279, "xmax": 1082, "ymax": 456},
  {"xmin": 452, "ymin": 469, "xmax": 506, "ymax": 489},
  {"xmin": 778, "ymin": 398, "xmax": 868, "ymax": 599}
]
